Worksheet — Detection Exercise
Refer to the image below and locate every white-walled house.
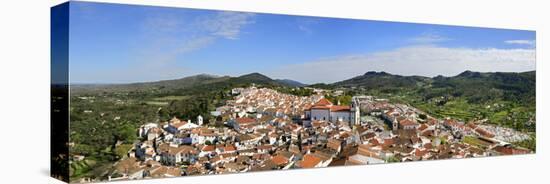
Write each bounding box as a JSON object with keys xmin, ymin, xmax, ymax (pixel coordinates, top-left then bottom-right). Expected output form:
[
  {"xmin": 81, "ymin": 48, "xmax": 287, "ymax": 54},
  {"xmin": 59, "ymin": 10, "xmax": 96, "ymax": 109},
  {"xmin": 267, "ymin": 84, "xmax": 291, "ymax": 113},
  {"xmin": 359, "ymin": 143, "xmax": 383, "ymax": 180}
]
[
  {"xmin": 166, "ymin": 117, "xmax": 199, "ymax": 134},
  {"xmin": 190, "ymin": 128, "xmax": 217, "ymax": 144},
  {"xmin": 139, "ymin": 123, "xmax": 158, "ymax": 138},
  {"xmin": 157, "ymin": 144, "xmax": 197, "ymax": 165}
]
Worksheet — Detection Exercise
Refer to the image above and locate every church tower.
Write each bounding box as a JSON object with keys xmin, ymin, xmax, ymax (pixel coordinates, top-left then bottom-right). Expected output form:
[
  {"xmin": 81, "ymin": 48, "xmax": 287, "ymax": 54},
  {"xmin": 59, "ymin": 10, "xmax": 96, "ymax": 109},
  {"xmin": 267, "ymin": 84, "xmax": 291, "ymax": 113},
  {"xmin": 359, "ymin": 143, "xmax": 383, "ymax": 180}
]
[
  {"xmin": 351, "ymin": 97, "xmax": 361, "ymax": 125},
  {"xmin": 197, "ymin": 115, "xmax": 203, "ymax": 126}
]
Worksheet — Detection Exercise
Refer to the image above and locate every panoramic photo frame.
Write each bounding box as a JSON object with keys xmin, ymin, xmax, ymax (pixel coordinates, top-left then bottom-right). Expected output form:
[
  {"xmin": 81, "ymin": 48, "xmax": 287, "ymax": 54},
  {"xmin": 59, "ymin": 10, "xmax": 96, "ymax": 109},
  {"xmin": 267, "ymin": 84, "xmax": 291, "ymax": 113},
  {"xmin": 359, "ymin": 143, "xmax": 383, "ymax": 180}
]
[{"xmin": 51, "ymin": 1, "xmax": 536, "ymax": 183}]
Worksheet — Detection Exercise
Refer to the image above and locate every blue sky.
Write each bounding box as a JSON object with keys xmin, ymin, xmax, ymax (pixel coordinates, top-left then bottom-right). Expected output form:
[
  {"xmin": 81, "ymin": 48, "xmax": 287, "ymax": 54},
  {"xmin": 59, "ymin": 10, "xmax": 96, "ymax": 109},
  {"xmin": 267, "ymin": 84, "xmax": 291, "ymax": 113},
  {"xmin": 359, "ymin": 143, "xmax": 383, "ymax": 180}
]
[{"xmin": 68, "ymin": 1, "xmax": 536, "ymax": 84}]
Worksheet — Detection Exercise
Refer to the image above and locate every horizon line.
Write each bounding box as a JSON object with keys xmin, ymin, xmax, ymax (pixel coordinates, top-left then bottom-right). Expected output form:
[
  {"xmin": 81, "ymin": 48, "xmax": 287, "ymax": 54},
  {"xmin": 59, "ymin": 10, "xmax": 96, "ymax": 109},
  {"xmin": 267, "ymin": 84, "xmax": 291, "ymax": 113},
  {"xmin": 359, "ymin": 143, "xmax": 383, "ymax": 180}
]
[{"xmin": 67, "ymin": 69, "xmax": 536, "ymax": 85}]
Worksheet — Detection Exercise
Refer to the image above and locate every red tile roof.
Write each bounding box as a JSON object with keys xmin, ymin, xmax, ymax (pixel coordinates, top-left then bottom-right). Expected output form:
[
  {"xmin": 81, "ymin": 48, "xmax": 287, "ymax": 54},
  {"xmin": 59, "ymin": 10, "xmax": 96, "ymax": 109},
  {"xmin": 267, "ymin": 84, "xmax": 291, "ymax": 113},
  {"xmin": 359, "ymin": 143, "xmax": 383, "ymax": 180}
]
[
  {"xmin": 475, "ymin": 128, "xmax": 495, "ymax": 138},
  {"xmin": 301, "ymin": 154, "xmax": 322, "ymax": 168},
  {"xmin": 271, "ymin": 155, "xmax": 289, "ymax": 166},
  {"xmin": 330, "ymin": 105, "xmax": 351, "ymax": 112},
  {"xmin": 399, "ymin": 119, "xmax": 418, "ymax": 126},
  {"xmin": 171, "ymin": 121, "xmax": 188, "ymax": 129},
  {"xmin": 310, "ymin": 105, "xmax": 330, "ymax": 109},
  {"xmin": 418, "ymin": 124, "xmax": 428, "ymax": 131},
  {"xmin": 415, "ymin": 148, "xmax": 427, "ymax": 157},
  {"xmin": 224, "ymin": 145, "xmax": 236, "ymax": 152},
  {"xmin": 494, "ymin": 146, "xmax": 530, "ymax": 155},
  {"xmin": 202, "ymin": 145, "xmax": 215, "ymax": 152},
  {"xmin": 314, "ymin": 98, "xmax": 333, "ymax": 106},
  {"xmin": 236, "ymin": 117, "xmax": 256, "ymax": 124}
]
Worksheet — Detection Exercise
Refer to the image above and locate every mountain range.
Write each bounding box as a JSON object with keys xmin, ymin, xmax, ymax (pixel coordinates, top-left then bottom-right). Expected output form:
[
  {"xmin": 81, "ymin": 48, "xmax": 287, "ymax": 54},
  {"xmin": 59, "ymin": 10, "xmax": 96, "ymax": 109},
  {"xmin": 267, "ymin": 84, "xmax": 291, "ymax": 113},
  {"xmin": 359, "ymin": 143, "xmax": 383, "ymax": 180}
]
[
  {"xmin": 72, "ymin": 70, "xmax": 535, "ymax": 104},
  {"xmin": 71, "ymin": 72, "xmax": 305, "ymax": 93},
  {"xmin": 335, "ymin": 70, "xmax": 535, "ymax": 104}
]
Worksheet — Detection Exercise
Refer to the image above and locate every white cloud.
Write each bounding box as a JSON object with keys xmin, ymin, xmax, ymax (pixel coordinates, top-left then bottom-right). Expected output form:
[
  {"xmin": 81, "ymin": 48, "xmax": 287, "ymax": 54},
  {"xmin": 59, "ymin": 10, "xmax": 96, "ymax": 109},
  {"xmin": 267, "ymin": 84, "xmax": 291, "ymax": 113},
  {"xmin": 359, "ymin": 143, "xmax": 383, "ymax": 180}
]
[
  {"xmin": 296, "ymin": 17, "xmax": 321, "ymax": 35},
  {"xmin": 409, "ymin": 32, "xmax": 451, "ymax": 44},
  {"xmin": 201, "ymin": 12, "xmax": 255, "ymax": 39},
  {"xmin": 298, "ymin": 25, "xmax": 313, "ymax": 35},
  {"xmin": 505, "ymin": 39, "xmax": 536, "ymax": 47},
  {"xmin": 265, "ymin": 45, "xmax": 535, "ymax": 84}
]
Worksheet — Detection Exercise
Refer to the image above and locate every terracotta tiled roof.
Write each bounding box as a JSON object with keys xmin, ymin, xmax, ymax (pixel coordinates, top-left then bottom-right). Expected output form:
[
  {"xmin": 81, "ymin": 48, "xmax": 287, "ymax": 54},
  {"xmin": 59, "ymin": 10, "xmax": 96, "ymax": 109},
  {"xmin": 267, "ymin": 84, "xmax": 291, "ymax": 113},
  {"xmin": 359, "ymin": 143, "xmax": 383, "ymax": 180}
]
[
  {"xmin": 224, "ymin": 145, "xmax": 236, "ymax": 152},
  {"xmin": 202, "ymin": 145, "xmax": 216, "ymax": 151},
  {"xmin": 236, "ymin": 117, "xmax": 256, "ymax": 124},
  {"xmin": 475, "ymin": 128, "xmax": 495, "ymax": 138},
  {"xmin": 415, "ymin": 148, "xmax": 427, "ymax": 157},
  {"xmin": 171, "ymin": 121, "xmax": 188, "ymax": 129},
  {"xmin": 399, "ymin": 119, "xmax": 418, "ymax": 126},
  {"xmin": 327, "ymin": 139, "xmax": 342, "ymax": 151},
  {"xmin": 271, "ymin": 155, "xmax": 289, "ymax": 166},
  {"xmin": 311, "ymin": 105, "xmax": 331, "ymax": 109},
  {"xmin": 330, "ymin": 105, "xmax": 351, "ymax": 112},
  {"xmin": 314, "ymin": 98, "xmax": 333, "ymax": 106},
  {"xmin": 494, "ymin": 146, "xmax": 530, "ymax": 155},
  {"xmin": 418, "ymin": 124, "xmax": 428, "ymax": 131},
  {"xmin": 301, "ymin": 154, "xmax": 322, "ymax": 168},
  {"xmin": 149, "ymin": 166, "xmax": 181, "ymax": 177}
]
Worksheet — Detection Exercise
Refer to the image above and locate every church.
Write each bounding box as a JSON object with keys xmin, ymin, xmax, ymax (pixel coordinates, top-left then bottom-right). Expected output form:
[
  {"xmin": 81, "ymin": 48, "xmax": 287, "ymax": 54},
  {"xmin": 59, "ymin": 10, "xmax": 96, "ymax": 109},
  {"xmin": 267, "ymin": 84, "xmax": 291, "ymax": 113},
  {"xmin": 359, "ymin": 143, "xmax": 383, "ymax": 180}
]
[{"xmin": 303, "ymin": 97, "xmax": 360, "ymax": 126}]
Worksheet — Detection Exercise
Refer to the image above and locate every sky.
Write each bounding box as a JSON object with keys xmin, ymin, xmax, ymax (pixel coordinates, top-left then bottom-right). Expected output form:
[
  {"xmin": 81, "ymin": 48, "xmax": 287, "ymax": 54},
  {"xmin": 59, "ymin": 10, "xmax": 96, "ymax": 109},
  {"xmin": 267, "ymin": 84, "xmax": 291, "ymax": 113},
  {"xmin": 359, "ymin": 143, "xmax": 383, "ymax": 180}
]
[{"xmin": 67, "ymin": 1, "xmax": 536, "ymax": 84}]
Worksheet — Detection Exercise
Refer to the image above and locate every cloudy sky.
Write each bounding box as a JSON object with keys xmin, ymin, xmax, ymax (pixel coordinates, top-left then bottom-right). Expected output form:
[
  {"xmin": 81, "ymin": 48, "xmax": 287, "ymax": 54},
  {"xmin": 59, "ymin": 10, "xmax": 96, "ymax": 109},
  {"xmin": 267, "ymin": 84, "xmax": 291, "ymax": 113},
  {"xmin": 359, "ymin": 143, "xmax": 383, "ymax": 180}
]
[{"xmin": 68, "ymin": 1, "xmax": 536, "ymax": 84}]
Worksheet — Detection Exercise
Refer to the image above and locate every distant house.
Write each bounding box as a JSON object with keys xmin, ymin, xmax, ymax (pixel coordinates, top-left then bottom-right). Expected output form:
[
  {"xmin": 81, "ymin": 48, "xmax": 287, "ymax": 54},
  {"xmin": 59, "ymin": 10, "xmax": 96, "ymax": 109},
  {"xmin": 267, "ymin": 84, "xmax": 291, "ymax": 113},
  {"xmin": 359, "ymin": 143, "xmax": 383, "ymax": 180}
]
[
  {"xmin": 229, "ymin": 117, "xmax": 257, "ymax": 131},
  {"xmin": 256, "ymin": 144, "xmax": 273, "ymax": 154},
  {"xmin": 271, "ymin": 155, "xmax": 290, "ymax": 169},
  {"xmin": 346, "ymin": 154, "xmax": 385, "ymax": 165},
  {"xmin": 232, "ymin": 88, "xmax": 244, "ymax": 95},
  {"xmin": 166, "ymin": 117, "xmax": 199, "ymax": 134},
  {"xmin": 110, "ymin": 157, "xmax": 145, "ymax": 181},
  {"xmin": 493, "ymin": 145, "xmax": 530, "ymax": 155},
  {"xmin": 199, "ymin": 145, "xmax": 216, "ymax": 157},
  {"xmin": 138, "ymin": 123, "xmax": 158, "ymax": 138},
  {"xmin": 235, "ymin": 134, "xmax": 262, "ymax": 150},
  {"xmin": 210, "ymin": 111, "xmax": 222, "ymax": 117},
  {"xmin": 217, "ymin": 144, "xmax": 237, "ymax": 154},
  {"xmin": 146, "ymin": 166, "xmax": 181, "ymax": 178},
  {"xmin": 399, "ymin": 119, "xmax": 419, "ymax": 130},
  {"xmin": 157, "ymin": 144, "xmax": 197, "ymax": 166},
  {"xmin": 443, "ymin": 119, "xmax": 465, "ymax": 132},
  {"xmin": 136, "ymin": 141, "xmax": 158, "ymax": 160},
  {"xmin": 190, "ymin": 128, "xmax": 217, "ymax": 144},
  {"xmin": 147, "ymin": 127, "xmax": 162, "ymax": 141},
  {"xmin": 327, "ymin": 138, "xmax": 343, "ymax": 153}
]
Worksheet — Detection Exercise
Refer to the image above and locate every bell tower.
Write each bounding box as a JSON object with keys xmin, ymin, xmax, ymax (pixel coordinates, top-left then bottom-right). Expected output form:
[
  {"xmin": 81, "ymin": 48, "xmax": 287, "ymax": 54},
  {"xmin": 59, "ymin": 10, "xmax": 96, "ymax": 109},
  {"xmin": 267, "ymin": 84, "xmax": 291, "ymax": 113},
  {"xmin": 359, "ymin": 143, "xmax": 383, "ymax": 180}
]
[{"xmin": 197, "ymin": 115, "xmax": 203, "ymax": 126}]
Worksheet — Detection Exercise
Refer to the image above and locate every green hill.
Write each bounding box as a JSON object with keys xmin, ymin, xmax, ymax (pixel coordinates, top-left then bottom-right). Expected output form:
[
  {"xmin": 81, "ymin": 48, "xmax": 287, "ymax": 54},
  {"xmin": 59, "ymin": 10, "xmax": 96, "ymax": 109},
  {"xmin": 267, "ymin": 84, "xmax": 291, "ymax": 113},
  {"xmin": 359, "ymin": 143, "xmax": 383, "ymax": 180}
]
[
  {"xmin": 328, "ymin": 70, "xmax": 536, "ymax": 132},
  {"xmin": 71, "ymin": 72, "xmax": 294, "ymax": 95}
]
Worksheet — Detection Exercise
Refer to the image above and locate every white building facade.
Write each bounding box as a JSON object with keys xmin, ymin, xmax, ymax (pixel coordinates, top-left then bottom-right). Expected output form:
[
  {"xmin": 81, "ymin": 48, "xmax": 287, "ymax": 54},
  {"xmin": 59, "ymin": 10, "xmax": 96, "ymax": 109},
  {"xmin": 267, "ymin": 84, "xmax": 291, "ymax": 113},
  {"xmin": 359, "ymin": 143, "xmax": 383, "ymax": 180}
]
[{"xmin": 304, "ymin": 97, "xmax": 360, "ymax": 126}]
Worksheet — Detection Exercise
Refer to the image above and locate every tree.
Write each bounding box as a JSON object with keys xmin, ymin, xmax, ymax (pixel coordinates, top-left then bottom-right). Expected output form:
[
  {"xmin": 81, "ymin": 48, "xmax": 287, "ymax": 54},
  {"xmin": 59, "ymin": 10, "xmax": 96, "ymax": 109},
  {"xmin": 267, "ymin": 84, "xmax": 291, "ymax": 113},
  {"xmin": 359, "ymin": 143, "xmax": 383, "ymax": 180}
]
[
  {"xmin": 386, "ymin": 156, "xmax": 400, "ymax": 163},
  {"xmin": 419, "ymin": 114, "xmax": 427, "ymax": 120},
  {"xmin": 115, "ymin": 123, "xmax": 137, "ymax": 144}
]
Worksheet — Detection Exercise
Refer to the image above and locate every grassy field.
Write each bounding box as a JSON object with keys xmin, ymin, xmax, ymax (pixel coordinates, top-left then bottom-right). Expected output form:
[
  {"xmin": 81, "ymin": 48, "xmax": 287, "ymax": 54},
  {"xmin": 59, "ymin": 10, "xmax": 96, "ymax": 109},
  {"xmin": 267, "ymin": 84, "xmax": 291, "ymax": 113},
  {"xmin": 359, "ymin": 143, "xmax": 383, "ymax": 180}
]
[
  {"xmin": 463, "ymin": 136, "xmax": 492, "ymax": 149},
  {"xmin": 114, "ymin": 144, "xmax": 133, "ymax": 159},
  {"xmin": 70, "ymin": 158, "xmax": 98, "ymax": 181},
  {"xmin": 386, "ymin": 90, "xmax": 534, "ymax": 133},
  {"xmin": 145, "ymin": 101, "xmax": 170, "ymax": 106},
  {"xmin": 145, "ymin": 95, "xmax": 191, "ymax": 106},
  {"xmin": 70, "ymin": 156, "xmax": 115, "ymax": 181},
  {"xmin": 70, "ymin": 159, "xmax": 93, "ymax": 177},
  {"xmin": 152, "ymin": 95, "xmax": 190, "ymax": 101}
]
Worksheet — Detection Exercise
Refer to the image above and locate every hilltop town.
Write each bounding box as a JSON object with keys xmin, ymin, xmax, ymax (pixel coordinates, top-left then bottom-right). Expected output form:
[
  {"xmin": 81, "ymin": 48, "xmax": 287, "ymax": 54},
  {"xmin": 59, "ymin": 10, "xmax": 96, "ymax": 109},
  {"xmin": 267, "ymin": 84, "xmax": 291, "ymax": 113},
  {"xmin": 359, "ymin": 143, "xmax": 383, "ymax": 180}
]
[{"xmin": 103, "ymin": 86, "xmax": 532, "ymax": 181}]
